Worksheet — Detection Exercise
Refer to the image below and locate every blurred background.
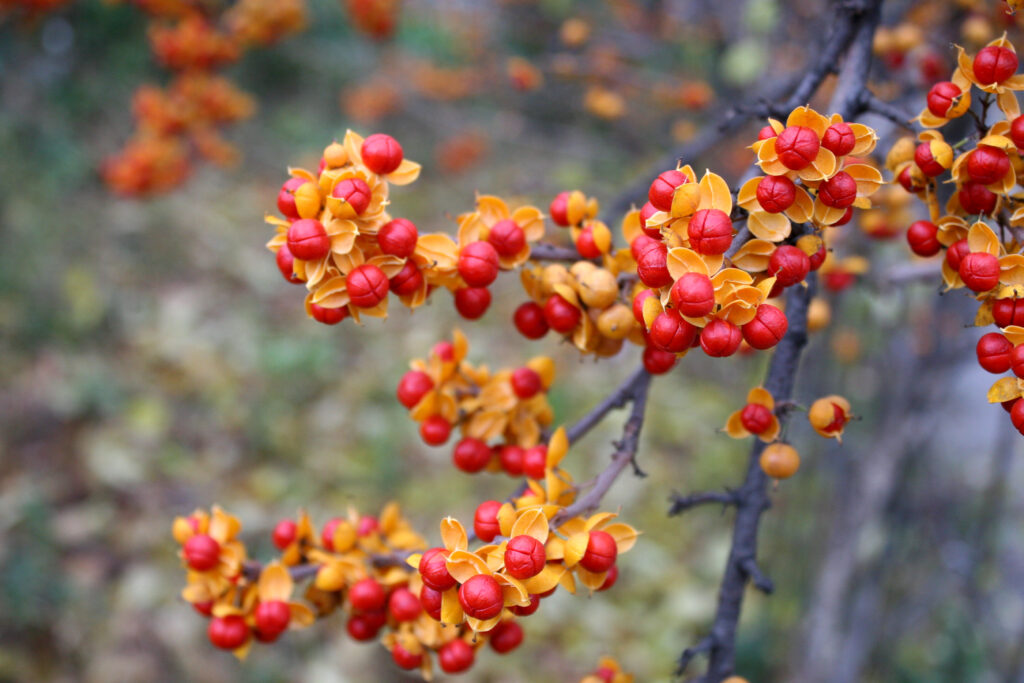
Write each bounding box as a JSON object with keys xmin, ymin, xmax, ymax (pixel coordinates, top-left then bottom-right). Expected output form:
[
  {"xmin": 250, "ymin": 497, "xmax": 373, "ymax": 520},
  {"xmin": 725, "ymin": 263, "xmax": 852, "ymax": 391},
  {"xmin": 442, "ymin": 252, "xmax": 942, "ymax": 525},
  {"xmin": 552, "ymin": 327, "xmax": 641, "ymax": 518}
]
[{"xmin": 3, "ymin": 0, "xmax": 1024, "ymax": 681}]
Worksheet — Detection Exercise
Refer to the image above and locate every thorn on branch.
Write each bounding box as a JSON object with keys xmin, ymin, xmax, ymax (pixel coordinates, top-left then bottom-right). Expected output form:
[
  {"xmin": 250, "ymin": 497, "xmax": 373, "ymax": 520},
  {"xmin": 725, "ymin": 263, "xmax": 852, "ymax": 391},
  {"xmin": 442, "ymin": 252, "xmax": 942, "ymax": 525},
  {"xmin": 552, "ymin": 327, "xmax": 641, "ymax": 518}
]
[
  {"xmin": 740, "ymin": 558, "xmax": 775, "ymax": 594},
  {"xmin": 676, "ymin": 635, "xmax": 715, "ymax": 676}
]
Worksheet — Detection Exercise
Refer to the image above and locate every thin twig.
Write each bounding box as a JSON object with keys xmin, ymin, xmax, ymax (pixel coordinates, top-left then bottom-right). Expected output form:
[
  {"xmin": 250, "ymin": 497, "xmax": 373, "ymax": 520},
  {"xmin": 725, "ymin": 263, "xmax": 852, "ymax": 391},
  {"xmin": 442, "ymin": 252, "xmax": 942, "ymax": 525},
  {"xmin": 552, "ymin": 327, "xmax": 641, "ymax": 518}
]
[
  {"xmin": 566, "ymin": 364, "xmax": 651, "ymax": 444},
  {"xmin": 668, "ymin": 490, "xmax": 739, "ymax": 516}
]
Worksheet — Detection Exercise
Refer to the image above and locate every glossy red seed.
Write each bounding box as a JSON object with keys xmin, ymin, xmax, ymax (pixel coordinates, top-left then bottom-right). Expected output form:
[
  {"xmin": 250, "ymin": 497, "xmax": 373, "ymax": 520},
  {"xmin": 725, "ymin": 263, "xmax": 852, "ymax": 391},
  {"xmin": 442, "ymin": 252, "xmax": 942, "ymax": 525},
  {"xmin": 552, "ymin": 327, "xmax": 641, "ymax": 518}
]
[
  {"xmin": 438, "ymin": 639, "xmax": 475, "ymax": 673},
  {"xmin": 331, "ymin": 178, "xmax": 372, "ymax": 215},
  {"xmin": 670, "ymin": 272, "xmax": 715, "ymax": 317},
  {"xmin": 598, "ymin": 564, "xmax": 619, "ymax": 591},
  {"xmin": 967, "ymin": 145, "xmax": 1010, "ymax": 185},
  {"xmin": 488, "ymin": 219, "xmax": 526, "ymax": 257},
  {"xmin": 639, "ymin": 202, "xmax": 661, "ymax": 239},
  {"xmin": 650, "ymin": 310, "xmax": 698, "ymax": 353},
  {"xmin": 993, "ymin": 298, "xmax": 1024, "ymax": 328},
  {"xmin": 275, "ymin": 244, "xmax": 304, "ymax": 284},
  {"xmin": 648, "ymin": 169, "xmax": 688, "ymax": 212},
  {"xmin": 974, "ymin": 45, "xmax": 1018, "ymax": 84},
  {"xmin": 580, "ymin": 530, "xmax": 618, "ymax": 573},
  {"xmin": 927, "ymin": 81, "xmax": 962, "ymax": 117},
  {"xmin": 818, "ymin": 171, "xmax": 858, "ymax": 209},
  {"xmin": 453, "ymin": 437, "xmax": 492, "ymax": 473},
  {"xmin": 688, "ymin": 209, "xmax": 733, "ymax": 254},
  {"xmin": 631, "ymin": 233, "xmax": 659, "ymax": 260},
  {"xmin": 959, "ymin": 252, "xmax": 1000, "ymax": 292},
  {"xmin": 397, "ymin": 370, "xmax": 433, "ymax": 409},
  {"xmin": 821, "ymin": 122, "xmax": 856, "ymax": 156},
  {"xmin": 360, "ymin": 133, "xmax": 404, "ymax": 174},
  {"xmin": 549, "ymin": 191, "xmax": 570, "ymax": 226},
  {"xmin": 700, "ymin": 318, "xmax": 743, "ymax": 357},
  {"xmin": 357, "ymin": 515, "xmax": 378, "ymax": 537},
  {"xmin": 1012, "ymin": 345, "xmax": 1024, "ymax": 379},
  {"xmin": 576, "ymin": 225, "xmax": 603, "ymax": 258},
  {"xmin": 513, "ymin": 301, "xmax": 549, "ymax": 339},
  {"xmin": 959, "ymin": 181, "xmax": 998, "ymax": 214},
  {"xmin": 740, "ymin": 403, "xmax": 773, "ymax": 434},
  {"xmin": 768, "ymin": 245, "xmax": 811, "ymax": 287},
  {"xmin": 346, "ymin": 613, "xmax": 382, "ymax": 641},
  {"xmin": 756, "ymin": 175, "xmax": 796, "ymax": 213},
  {"xmin": 643, "ymin": 345, "xmax": 677, "ymax": 374},
  {"xmin": 632, "ymin": 288, "xmax": 657, "ymax": 323},
  {"xmin": 310, "ymin": 303, "xmax": 348, "ymax": 325},
  {"xmin": 454, "ymin": 286, "xmax": 491, "ymax": 319},
  {"xmin": 946, "ymin": 239, "xmax": 970, "ymax": 271},
  {"xmin": 504, "ymin": 534, "xmax": 547, "ymax": 579},
  {"xmin": 321, "ymin": 517, "xmax": 342, "ymax": 550},
  {"xmin": 898, "ymin": 165, "xmax": 925, "ymax": 193},
  {"xmin": 458, "ymin": 574, "xmax": 504, "ymax": 620},
  {"xmin": 349, "ymin": 578, "xmax": 386, "ymax": 612},
  {"xmin": 420, "ymin": 585, "xmax": 442, "ymax": 620},
  {"xmin": 184, "ymin": 534, "xmax": 220, "ymax": 571},
  {"xmin": 208, "ymin": 615, "xmax": 250, "ymax": 650},
  {"xmin": 544, "ymin": 294, "xmax": 582, "ymax": 333},
  {"xmin": 906, "ymin": 220, "xmax": 941, "ymax": 256},
  {"xmin": 286, "ymin": 218, "xmax": 330, "ymax": 261},
  {"xmin": 1011, "ymin": 398, "xmax": 1024, "ymax": 435},
  {"xmin": 523, "ymin": 445, "xmax": 548, "ymax": 479},
  {"xmin": 636, "ymin": 241, "xmax": 673, "ymax": 287},
  {"xmin": 272, "ymin": 519, "xmax": 297, "ymax": 550},
  {"xmin": 277, "ymin": 177, "xmax": 305, "ymax": 218},
  {"xmin": 511, "ymin": 594, "xmax": 540, "ymax": 616},
  {"xmin": 499, "ymin": 445, "xmax": 524, "ymax": 476},
  {"xmin": 388, "ymin": 587, "xmax": 422, "ymax": 622},
  {"xmin": 420, "ymin": 547, "xmax": 456, "ymax": 591},
  {"xmin": 976, "ymin": 332, "xmax": 1013, "ymax": 373},
  {"xmin": 255, "ymin": 600, "xmax": 291, "ymax": 635},
  {"xmin": 346, "ymin": 264, "xmax": 389, "ymax": 308},
  {"xmin": 391, "ymin": 643, "xmax": 424, "ymax": 670},
  {"xmin": 378, "ymin": 218, "xmax": 418, "ymax": 257},
  {"xmin": 458, "ymin": 241, "xmax": 500, "ymax": 287},
  {"xmin": 511, "ymin": 367, "xmax": 543, "ymax": 399},
  {"xmin": 390, "ymin": 261, "xmax": 423, "ymax": 296},
  {"xmin": 420, "ymin": 415, "xmax": 452, "ymax": 446},
  {"xmin": 489, "ymin": 620, "xmax": 524, "ymax": 654},
  {"xmin": 757, "ymin": 125, "xmax": 777, "ymax": 140},
  {"xmin": 742, "ymin": 304, "xmax": 789, "ymax": 350},
  {"xmin": 473, "ymin": 501, "xmax": 503, "ymax": 542},
  {"xmin": 775, "ymin": 126, "xmax": 821, "ymax": 170},
  {"xmin": 1011, "ymin": 116, "xmax": 1024, "ymax": 149}
]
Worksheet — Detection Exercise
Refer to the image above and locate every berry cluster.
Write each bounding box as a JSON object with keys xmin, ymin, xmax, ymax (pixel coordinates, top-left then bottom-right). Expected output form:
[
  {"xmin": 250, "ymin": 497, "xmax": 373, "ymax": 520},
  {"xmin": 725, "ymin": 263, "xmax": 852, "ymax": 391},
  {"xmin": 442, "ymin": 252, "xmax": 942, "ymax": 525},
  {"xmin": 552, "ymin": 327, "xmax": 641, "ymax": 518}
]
[
  {"xmin": 397, "ymin": 330, "xmax": 555, "ymax": 465},
  {"xmin": 103, "ymin": 1, "xmax": 306, "ymax": 196},
  {"xmin": 893, "ymin": 35, "xmax": 1024, "ymax": 435}
]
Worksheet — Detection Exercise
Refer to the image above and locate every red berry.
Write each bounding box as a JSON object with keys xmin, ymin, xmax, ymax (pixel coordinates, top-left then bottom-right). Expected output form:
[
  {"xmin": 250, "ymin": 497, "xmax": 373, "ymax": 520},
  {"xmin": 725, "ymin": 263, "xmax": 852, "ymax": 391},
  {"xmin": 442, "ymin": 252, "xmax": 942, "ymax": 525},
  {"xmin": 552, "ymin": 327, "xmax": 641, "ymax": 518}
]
[
  {"xmin": 255, "ymin": 600, "xmax": 291, "ymax": 636},
  {"xmin": 321, "ymin": 517, "xmax": 342, "ymax": 550},
  {"xmin": 580, "ymin": 530, "xmax": 618, "ymax": 573},
  {"xmin": 511, "ymin": 367, "xmax": 543, "ymax": 399},
  {"xmin": 1011, "ymin": 116, "xmax": 1024, "ymax": 149},
  {"xmin": 275, "ymin": 244, "xmax": 303, "ymax": 284},
  {"xmin": 906, "ymin": 220, "xmax": 941, "ymax": 256},
  {"xmin": 346, "ymin": 264, "xmax": 389, "ymax": 308},
  {"xmin": 967, "ymin": 145, "xmax": 1010, "ymax": 185},
  {"xmin": 631, "ymin": 233, "xmax": 659, "ymax": 260},
  {"xmin": 598, "ymin": 564, "xmax": 619, "ymax": 591},
  {"xmin": 993, "ymin": 298, "xmax": 1024, "ymax": 327},
  {"xmin": 898, "ymin": 165, "xmax": 925, "ymax": 193},
  {"xmin": 823, "ymin": 271, "xmax": 856, "ymax": 292},
  {"xmin": 439, "ymin": 639, "xmax": 475, "ymax": 673},
  {"xmin": 183, "ymin": 534, "xmax": 220, "ymax": 571},
  {"xmin": 388, "ymin": 587, "xmax": 422, "ymax": 622},
  {"xmin": 346, "ymin": 613, "xmax": 382, "ymax": 641},
  {"xmin": 959, "ymin": 252, "xmax": 1000, "ymax": 292},
  {"xmin": 453, "ymin": 437, "xmax": 491, "ymax": 473},
  {"xmin": 1003, "ymin": 398, "xmax": 1020, "ymax": 413},
  {"xmin": 511, "ymin": 594, "xmax": 541, "ymax": 616},
  {"xmin": 768, "ymin": 245, "xmax": 811, "ymax": 287},
  {"xmin": 742, "ymin": 304, "xmax": 789, "ymax": 350},
  {"xmin": 277, "ymin": 177, "xmax": 304, "ymax": 219},
  {"xmin": 959, "ymin": 181, "xmax": 998, "ymax": 214},
  {"xmin": 286, "ymin": 218, "xmax": 330, "ymax": 261},
  {"xmin": 454, "ymin": 287, "xmax": 491, "ymax": 319},
  {"xmin": 549, "ymin": 192, "xmax": 570, "ymax": 226},
  {"xmin": 360, "ymin": 133, "xmax": 404, "ymax": 174},
  {"xmin": 977, "ymin": 332, "xmax": 1013, "ymax": 373},
  {"xmin": 639, "ymin": 202, "xmax": 661, "ymax": 239},
  {"xmin": 420, "ymin": 547, "xmax": 456, "ymax": 591},
  {"xmin": 700, "ymin": 318, "xmax": 743, "ymax": 357},
  {"xmin": 420, "ymin": 585, "xmax": 443, "ymax": 620},
  {"xmin": 1009, "ymin": 398, "xmax": 1024, "ymax": 435},
  {"xmin": 208, "ymin": 615, "xmax": 250, "ymax": 650},
  {"xmin": 740, "ymin": 403, "xmax": 773, "ymax": 434},
  {"xmin": 643, "ymin": 345, "xmax": 677, "ymax": 374},
  {"xmin": 637, "ymin": 242, "xmax": 672, "ymax": 287},
  {"xmin": 349, "ymin": 578, "xmax": 386, "ymax": 612},
  {"xmin": 489, "ymin": 620, "xmax": 524, "ymax": 654},
  {"xmin": 927, "ymin": 81, "xmax": 962, "ymax": 117},
  {"xmin": 488, "ymin": 219, "xmax": 526, "ymax": 257},
  {"xmin": 397, "ymin": 370, "xmax": 433, "ymax": 409},
  {"xmin": 433, "ymin": 341, "xmax": 455, "ymax": 361},
  {"xmin": 833, "ymin": 206, "xmax": 854, "ymax": 226},
  {"xmin": 499, "ymin": 445, "xmax": 524, "ymax": 476},
  {"xmin": 420, "ymin": 415, "xmax": 452, "ymax": 446},
  {"xmin": 357, "ymin": 515, "xmax": 378, "ymax": 537},
  {"xmin": 514, "ymin": 302, "xmax": 550, "ymax": 339},
  {"xmin": 544, "ymin": 294, "xmax": 581, "ymax": 333},
  {"xmin": 310, "ymin": 303, "xmax": 348, "ymax": 325},
  {"xmin": 818, "ymin": 171, "xmax": 857, "ymax": 209},
  {"xmin": 595, "ymin": 667, "xmax": 617, "ymax": 683},
  {"xmin": 391, "ymin": 643, "xmax": 424, "ymax": 670},
  {"xmin": 670, "ymin": 273, "xmax": 715, "ymax": 317},
  {"xmin": 914, "ymin": 142, "xmax": 947, "ymax": 177},
  {"xmin": 504, "ymin": 534, "xmax": 546, "ymax": 579},
  {"xmin": 390, "ymin": 261, "xmax": 424, "ymax": 297},
  {"xmin": 648, "ymin": 169, "xmax": 688, "ymax": 212},
  {"xmin": 458, "ymin": 574, "xmax": 504, "ymax": 620},
  {"xmin": 650, "ymin": 310, "xmax": 698, "ymax": 353},
  {"xmin": 758, "ymin": 125, "xmax": 777, "ymax": 140},
  {"xmin": 474, "ymin": 501, "xmax": 503, "ymax": 542},
  {"xmin": 808, "ymin": 243, "xmax": 827, "ymax": 271},
  {"xmin": 378, "ymin": 218, "xmax": 418, "ymax": 257},
  {"xmin": 974, "ymin": 45, "xmax": 1018, "ymax": 84},
  {"xmin": 523, "ymin": 445, "xmax": 548, "ymax": 479},
  {"xmin": 775, "ymin": 126, "xmax": 821, "ymax": 170},
  {"xmin": 946, "ymin": 238, "xmax": 970, "ymax": 271},
  {"xmin": 458, "ymin": 241, "xmax": 500, "ymax": 288},
  {"xmin": 193, "ymin": 600, "xmax": 213, "ymax": 617},
  {"xmin": 331, "ymin": 178, "xmax": 372, "ymax": 215},
  {"xmin": 576, "ymin": 225, "xmax": 603, "ymax": 259},
  {"xmin": 756, "ymin": 175, "xmax": 796, "ymax": 213},
  {"xmin": 1011, "ymin": 345, "xmax": 1024, "ymax": 378},
  {"xmin": 688, "ymin": 208, "xmax": 734, "ymax": 254},
  {"xmin": 632, "ymin": 288, "xmax": 657, "ymax": 323},
  {"xmin": 272, "ymin": 519, "xmax": 297, "ymax": 550},
  {"xmin": 821, "ymin": 122, "xmax": 856, "ymax": 157}
]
